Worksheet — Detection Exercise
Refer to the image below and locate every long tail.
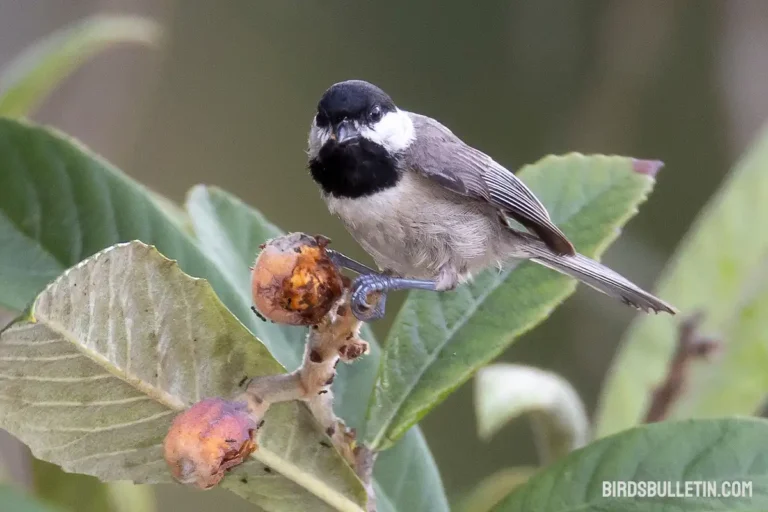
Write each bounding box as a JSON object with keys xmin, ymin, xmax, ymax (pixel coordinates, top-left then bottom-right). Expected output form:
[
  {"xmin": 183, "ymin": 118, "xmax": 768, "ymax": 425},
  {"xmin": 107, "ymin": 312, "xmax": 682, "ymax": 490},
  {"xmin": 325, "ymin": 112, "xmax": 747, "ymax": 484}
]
[{"xmin": 519, "ymin": 236, "xmax": 676, "ymax": 314}]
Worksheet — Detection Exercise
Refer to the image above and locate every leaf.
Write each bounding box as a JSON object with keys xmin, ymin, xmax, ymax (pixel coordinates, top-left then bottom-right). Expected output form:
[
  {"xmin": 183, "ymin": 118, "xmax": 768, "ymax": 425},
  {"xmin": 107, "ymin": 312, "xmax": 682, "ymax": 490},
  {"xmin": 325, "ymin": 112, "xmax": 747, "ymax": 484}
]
[
  {"xmin": 0, "ymin": 484, "xmax": 62, "ymax": 512},
  {"xmin": 494, "ymin": 418, "xmax": 768, "ymax": 511},
  {"xmin": 0, "ymin": 15, "xmax": 161, "ymax": 117},
  {"xmin": 595, "ymin": 124, "xmax": 768, "ymax": 437},
  {"xmin": 456, "ymin": 467, "xmax": 537, "ymax": 512},
  {"xmin": 0, "ymin": 242, "xmax": 366, "ymax": 512},
  {"xmin": 365, "ymin": 154, "xmax": 658, "ymax": 449},
  {"xmin": 475, "ymin": 364, "xmax": 589, "ymax": 463},
  {"xmin": 184, "ymin": 185, "xmax": 301, "ymax": 370},
  {"xmin": 373, "ymin": 428, "xmax": 450, "ymax": 512},
  {"xmin": 147, "ymin": 191, "xmax": 191, "ymax": 234},
  {"xmin": 185, "ymin": 186, "xmax": 450, "ymax": 511},
  {"xmin": 0, "ymin": 118, "xmax": 269, "ymax": 359}
]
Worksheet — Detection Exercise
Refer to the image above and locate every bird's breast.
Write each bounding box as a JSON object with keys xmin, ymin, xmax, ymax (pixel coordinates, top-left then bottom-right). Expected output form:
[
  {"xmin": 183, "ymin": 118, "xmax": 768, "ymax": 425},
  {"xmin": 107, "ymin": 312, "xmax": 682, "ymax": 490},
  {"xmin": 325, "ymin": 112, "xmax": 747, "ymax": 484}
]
[{"xmin": 325, "ymin": 173, "xmax": 507, "ymax": 278}]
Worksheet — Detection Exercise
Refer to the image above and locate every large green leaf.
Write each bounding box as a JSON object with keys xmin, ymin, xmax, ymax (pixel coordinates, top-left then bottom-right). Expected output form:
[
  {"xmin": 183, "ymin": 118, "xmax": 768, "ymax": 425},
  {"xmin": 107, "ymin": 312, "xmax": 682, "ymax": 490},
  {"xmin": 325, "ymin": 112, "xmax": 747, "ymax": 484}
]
[
  {"xmin": 185, "ymin": 186, "xmax": 450, "ymax": 511},
  {"xmin": 0, "ymin": 242, "xmax": 366, "ymax": 512},
  {"xmin": 0, "ymin": 16, "xmax": 160, "ymax": 117},
  {"xmin": 595, "ymin": 125, "xmax": 768, "ymax": 437},
  {"xmin": 494, "ymin": 418, "xmax": 768, "ymax": 511},
  {"xmin": 475, "ymin": 364, "xmax": 588, "ymax": 463},
  {"xmin": 0, "ymin": 118, "xmax": 272, "ymax": 358},
  {"xmin": 366, "ymin": 154, "xmax": 659, "ymax": 449},
  {"xmin": 0, "ymin": 485, "xmax": 62, "ymax": 512}
]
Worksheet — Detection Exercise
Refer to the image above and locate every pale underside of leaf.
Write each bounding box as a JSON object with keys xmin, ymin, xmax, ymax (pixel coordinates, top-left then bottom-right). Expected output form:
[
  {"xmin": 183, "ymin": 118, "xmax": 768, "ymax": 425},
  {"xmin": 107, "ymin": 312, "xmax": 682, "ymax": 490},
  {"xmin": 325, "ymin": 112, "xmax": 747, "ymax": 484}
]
[
  {"xmin": 595, "ymin": 123, "xmax": 768, "ymax": 437},
  {"xmin": 0, "ymin": 242, "xmax": 366, "ymax": 512},
  {"xmin": 494, "ymin": 418, "xmax": 768, "ymax": 512},
  {"xmin": 0, "ymin": 15, "xmax": 161, "ymax": 117},
  {"xmin": 475, "ymin": 364, "xmax": 589, "ymax": 463},
  {"xmin": 366, "ymin": 154, "xmax": 655, "ymax": 450}
]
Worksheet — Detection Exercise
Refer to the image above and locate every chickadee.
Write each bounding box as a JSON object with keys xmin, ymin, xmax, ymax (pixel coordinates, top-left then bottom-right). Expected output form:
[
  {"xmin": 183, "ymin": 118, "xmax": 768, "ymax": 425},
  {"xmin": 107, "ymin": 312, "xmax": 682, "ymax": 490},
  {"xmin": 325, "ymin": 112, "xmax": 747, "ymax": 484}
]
[{"xmin": 307, "ymin": 79, "xmax": 675, "ymax": 320}]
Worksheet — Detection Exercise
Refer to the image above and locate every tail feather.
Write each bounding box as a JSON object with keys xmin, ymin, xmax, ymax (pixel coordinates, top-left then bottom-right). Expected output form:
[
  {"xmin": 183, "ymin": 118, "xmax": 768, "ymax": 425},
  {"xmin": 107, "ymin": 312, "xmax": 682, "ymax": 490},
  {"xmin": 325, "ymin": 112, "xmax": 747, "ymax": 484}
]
[{"xmin": 528, "ymin": 249, "xmax": 676, "ymax": 315}]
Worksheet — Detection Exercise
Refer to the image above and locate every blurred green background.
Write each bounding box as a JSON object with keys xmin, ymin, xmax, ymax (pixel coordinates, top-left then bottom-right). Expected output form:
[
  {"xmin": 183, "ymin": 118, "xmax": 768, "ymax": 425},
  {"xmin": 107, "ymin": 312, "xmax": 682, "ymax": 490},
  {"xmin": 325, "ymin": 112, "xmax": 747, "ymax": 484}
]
[{"xmin": 2, "ymin": 0, "xmax": 767, "ymax": 509}]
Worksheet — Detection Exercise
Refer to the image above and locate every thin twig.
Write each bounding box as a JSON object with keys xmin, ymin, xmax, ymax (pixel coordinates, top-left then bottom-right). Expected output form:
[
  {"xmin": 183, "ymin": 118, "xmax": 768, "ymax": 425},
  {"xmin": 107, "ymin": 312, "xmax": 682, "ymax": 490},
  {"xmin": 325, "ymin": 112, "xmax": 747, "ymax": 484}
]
[{"xmin": 644, "ymin": 312, "xmax": 719, "ymax": 423}]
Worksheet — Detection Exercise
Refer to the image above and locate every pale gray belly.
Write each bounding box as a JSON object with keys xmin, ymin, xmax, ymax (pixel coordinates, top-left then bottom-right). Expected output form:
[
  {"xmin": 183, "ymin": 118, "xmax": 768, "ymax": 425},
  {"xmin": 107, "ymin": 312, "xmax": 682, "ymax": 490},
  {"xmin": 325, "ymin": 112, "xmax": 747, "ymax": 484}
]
[{"xmin": 325, "ymin": 173, "xmax": 509, "ymax": 279}]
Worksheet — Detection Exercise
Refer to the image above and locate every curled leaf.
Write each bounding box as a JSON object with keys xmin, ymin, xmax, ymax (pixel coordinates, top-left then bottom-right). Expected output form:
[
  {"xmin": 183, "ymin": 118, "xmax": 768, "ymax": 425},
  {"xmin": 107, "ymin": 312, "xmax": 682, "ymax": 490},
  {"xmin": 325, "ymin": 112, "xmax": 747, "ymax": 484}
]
[
  {"xmin": 0, "ymin": 15, "xmax": 161, "ymax": 117},
  {"xmin": 475, "ymin": 364, "xmax": 588, "ymax": 463}
]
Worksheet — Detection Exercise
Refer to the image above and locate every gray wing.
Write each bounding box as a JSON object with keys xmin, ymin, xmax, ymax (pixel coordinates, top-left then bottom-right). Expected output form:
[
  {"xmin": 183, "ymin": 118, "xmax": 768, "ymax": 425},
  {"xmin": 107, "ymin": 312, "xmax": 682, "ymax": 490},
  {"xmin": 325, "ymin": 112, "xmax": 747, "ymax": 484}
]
[{"xmin": 405, "ymin": 112, "xmax": 575, "ymax": 255}]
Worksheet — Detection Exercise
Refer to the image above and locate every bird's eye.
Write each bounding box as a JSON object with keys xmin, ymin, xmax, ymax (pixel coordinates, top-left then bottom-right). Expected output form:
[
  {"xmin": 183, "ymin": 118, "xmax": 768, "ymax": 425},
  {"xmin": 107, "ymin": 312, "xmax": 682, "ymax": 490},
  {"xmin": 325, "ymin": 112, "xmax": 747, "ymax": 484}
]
[
  {"xmin": 315, "ymin": 112, "xmax": 329, "ymax": 127},
  {"xmin": 369, "ymin": 105, "xmax": 383, "ymax": 123}
]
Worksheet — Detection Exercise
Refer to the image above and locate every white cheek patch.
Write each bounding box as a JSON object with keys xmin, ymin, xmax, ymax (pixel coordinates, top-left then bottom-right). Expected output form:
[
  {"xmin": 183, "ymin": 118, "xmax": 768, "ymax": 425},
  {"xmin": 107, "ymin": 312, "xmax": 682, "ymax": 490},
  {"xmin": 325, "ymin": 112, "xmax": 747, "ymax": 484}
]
[
  {"xmin": 359, "ymin": 109, "xmax": 415, "ymax": 153},
  {"xmin": 307, "ymin": 121, "xmax": 331, "ymax": 159}
]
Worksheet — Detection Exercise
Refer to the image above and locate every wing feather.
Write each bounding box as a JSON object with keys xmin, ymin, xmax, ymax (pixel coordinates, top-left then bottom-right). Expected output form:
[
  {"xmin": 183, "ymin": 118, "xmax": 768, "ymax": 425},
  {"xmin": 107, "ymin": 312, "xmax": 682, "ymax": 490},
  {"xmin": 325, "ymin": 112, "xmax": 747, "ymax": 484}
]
[{"xmin": 405, "ymin": 113, "xmax": 575, "ymax": 255}]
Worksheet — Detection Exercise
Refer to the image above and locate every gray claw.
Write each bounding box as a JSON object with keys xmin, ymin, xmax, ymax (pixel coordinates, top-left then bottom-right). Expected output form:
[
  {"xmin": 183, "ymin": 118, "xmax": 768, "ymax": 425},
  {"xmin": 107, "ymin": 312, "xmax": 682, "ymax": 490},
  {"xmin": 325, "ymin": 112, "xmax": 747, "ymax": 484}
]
[
  {"xmin": 350, "ymin": 274, "xmax": 389, "ymax": 321},
  {"xmin": 349, "ymin": 273, "xmax": 438, "ymax": 322}
]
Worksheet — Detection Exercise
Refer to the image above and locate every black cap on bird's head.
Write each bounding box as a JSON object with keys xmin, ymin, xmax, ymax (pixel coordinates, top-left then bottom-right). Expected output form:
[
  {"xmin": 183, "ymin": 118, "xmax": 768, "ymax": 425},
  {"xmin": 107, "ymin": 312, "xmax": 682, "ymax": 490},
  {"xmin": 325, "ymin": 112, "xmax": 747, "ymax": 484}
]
[{"xmin": 315, "ymin": 80, "xmax": 397, "ymax": 143}]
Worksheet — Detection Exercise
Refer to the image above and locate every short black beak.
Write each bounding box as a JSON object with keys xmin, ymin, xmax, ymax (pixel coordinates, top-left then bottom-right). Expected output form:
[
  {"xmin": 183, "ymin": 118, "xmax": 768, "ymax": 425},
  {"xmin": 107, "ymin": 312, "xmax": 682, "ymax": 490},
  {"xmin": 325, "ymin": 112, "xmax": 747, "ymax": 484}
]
[{"xmin": 332, "ymin": 119, "xmax": 360, "ymax": 144}]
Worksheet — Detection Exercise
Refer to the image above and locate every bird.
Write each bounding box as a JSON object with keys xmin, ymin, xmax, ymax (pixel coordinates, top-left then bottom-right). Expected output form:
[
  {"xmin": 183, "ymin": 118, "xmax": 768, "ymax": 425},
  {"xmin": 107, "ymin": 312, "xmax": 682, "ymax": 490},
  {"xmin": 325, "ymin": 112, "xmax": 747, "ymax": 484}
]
[{"xmin": 306, "ymin": 79, "xmax": 676, "ymax": 321}]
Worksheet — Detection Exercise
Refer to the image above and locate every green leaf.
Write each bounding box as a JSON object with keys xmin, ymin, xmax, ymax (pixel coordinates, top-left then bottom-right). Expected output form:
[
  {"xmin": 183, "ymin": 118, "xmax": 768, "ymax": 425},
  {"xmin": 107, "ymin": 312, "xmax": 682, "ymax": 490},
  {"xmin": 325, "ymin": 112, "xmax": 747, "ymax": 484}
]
[
  {"xmin": 184, "ymin": 185, "xmax": 300, "ymax": 370},
  {"xmin": 456, "ymin": 467, "xmax": 537, "ymax": 512},
  {"xmin": 365, "ymin": 154, "xmax": 658, "ymax": 449},
  {"xmin": 475, "ymin": 364, "xmax": 588, "ymax": 463},
  {"xmin": 0, "ymin": 484, "xmax": 62, "ymax": 512},
  {"xmin": 0, "ymin": 15, "xmax": 161, "ymax": 117},
  {"xmin": 373, "ymin": 428, "xmax": 450, "ymax": 512},
  {"xmin": 494, "ymin": 418, "xmax": 768, "ymax": 512},
  {"xmin": 0, "ymin": 242, "xmax": 366, "ymax": 512},
  {"xmin": 147, "ymin": 191, "xmax": 191, "ymax": 234},
  {"xmin": 0, "ymin": 118, "xmax": 268, "ymax": 357},
  {"xmin": 595, "ymin": 125, "xmax": 768, "ymax": 437},
  {"xmin": 185, "ymin": 186, "xmax": 450, "ymax": 511}
]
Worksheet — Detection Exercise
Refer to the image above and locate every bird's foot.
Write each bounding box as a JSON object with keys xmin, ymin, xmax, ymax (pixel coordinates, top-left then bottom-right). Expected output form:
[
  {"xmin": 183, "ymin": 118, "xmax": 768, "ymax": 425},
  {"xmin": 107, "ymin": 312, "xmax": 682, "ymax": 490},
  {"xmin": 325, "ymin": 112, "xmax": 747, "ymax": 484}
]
[
  {"xmin": 323, "ymin": 248, "xmax": 439, "ymax": 321},
  {"xmin": 350, "ymin": 274, "xmax": 437, "ymax": 321}
]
